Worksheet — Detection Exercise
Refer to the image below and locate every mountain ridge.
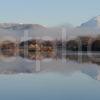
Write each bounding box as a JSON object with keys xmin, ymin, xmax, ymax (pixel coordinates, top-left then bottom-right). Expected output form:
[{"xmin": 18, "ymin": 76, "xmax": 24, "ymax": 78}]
[{"xmin": 80, "ymin": 16, "xmax": 100, "ymax": 28}]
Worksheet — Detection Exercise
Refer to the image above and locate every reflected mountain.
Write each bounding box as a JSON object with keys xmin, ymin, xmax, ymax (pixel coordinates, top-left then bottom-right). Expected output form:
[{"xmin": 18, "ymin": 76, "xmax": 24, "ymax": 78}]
[
  {"xmin": 0, "ymin": 49, "xmax": 100, "ymax": 81},
  {"xmin": 0, "ymin": 38, "xmax": 100, "ymax": 81}
]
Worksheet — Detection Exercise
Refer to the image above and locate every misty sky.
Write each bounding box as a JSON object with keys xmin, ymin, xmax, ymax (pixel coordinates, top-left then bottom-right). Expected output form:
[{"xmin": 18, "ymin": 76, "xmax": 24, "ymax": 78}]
[{"xmin": 0, "ymin": 0, "xmax": 100, "ymax": 26}]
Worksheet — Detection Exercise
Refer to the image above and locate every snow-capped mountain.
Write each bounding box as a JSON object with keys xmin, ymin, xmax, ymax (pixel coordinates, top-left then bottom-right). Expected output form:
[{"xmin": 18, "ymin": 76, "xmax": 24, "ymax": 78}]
[
  {"xmin": 0, "ymin": 23, "xmax": 62, "ymax": 41},
  {"xmin": 68, "ymin": 16, "xmax": 100, "ymax": 37},
  {"xmin": 0, "ymin": 16, "xmax": 100, "ymax": 40},
  {"xmin": 0, "ymin": 23, "xmax": 46, "ymax": 30},
  {"xmin": 0, "ymin": 23, "xmax": 48, "ymax": 40},
  {"xmin": 80, "ymin": 16, "xmax": 100, "ymax": 29}
]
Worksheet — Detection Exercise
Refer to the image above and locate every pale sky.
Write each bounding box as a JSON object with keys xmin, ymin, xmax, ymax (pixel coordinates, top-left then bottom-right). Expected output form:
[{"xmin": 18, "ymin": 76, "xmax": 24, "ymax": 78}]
[{"xmin": 0, "ymin": 0, "xmax": 100, "ymax": 26}]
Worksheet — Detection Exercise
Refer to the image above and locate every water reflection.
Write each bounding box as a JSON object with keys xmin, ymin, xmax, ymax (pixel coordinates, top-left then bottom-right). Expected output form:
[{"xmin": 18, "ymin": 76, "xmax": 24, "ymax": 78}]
[{"xmin": 0, "ymin": 48, "xmax": 100, "ymax": 81}]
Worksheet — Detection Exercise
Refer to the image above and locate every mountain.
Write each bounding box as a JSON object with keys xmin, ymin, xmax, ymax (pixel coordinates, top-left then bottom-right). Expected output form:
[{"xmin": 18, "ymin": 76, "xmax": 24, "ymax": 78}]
[
  {"xmin": 0, "ymin": 16, "xmax": 100, "ymax": 41},
  {"xmin": 0, "ymin": 23, "xmax": 63, "ymax": 41},
  {"xmin": 0, "ymin": 23, "xmax": 49, "ymax": 41},
  {"xmin": 80, "ymin": 16, "xmax": 100, "ymax": 29},
  {"xmin": 0, "ymin": 23, "xmax": 46, "ymax": 30},
  {"xmin": 68, "ymin": 16, "xmax": 100, "ymax": 37}
]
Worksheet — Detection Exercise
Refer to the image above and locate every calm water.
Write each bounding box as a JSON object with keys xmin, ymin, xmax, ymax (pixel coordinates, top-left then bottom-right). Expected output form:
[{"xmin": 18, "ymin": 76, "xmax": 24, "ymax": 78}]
[
  {"xmin": 0, "ymin": 55, "xmax": 100, "ymax": 100},
  {"xmin": 0, "ymin": 72, "xmax": 100, "ymax": 100}
]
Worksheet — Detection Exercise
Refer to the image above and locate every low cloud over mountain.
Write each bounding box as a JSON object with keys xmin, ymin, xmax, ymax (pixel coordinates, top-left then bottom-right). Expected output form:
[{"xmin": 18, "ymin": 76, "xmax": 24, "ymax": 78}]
[{"xmin": 0, "ymin": 16, "xmax": 100, "ymax": 41}]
